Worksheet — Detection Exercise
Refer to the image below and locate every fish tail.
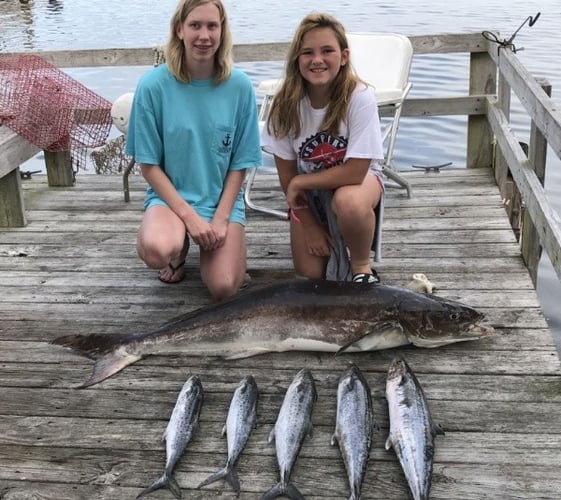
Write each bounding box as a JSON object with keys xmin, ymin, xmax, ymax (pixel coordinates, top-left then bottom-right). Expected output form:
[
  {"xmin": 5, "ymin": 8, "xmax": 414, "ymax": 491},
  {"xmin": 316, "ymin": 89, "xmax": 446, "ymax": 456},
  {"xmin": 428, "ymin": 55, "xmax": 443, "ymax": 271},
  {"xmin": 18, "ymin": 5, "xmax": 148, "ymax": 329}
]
[
  {"xmin": 349, "ymin": 488, "xmax": 363, "ymax": 500},
  {"xmin": 197, "ymin": 464, "xmax": 240, "ymax": 495},
  {"xmin": 52, "ymin": 333, "xmax": 127, "ymax": 358},
  {"xmin": 260, "ymin": 481, "xmax": 305, "ymax": 500},
  {"xmin": 136, "ymin": 472, "xmax": 182, "ymax": 499},
  {"xmin": 51, "ymin": 334, "xmax": 141, "ymax": 388}
]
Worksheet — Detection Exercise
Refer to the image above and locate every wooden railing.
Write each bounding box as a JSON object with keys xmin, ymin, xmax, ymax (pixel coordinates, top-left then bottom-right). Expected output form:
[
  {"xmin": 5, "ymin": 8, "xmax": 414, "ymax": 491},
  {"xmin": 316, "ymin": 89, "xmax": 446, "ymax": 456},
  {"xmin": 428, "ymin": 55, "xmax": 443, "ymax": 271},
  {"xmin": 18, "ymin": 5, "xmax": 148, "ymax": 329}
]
[{"xmin": 1, "ymin": 33, "xmax": 560, "ymax": 288}]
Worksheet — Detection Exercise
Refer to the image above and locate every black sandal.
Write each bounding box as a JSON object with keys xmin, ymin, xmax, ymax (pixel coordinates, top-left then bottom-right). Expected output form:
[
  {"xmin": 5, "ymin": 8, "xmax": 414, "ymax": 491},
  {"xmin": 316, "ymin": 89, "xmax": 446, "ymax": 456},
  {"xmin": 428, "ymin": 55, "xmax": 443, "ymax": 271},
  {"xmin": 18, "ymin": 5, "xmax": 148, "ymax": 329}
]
[
  {"xmin": 352, "ymin": 270, "xmax": 380, "ymax": 284},
  {"xmin": 158, "ymin": 260, "xmax": 186, "ymax": 284}
]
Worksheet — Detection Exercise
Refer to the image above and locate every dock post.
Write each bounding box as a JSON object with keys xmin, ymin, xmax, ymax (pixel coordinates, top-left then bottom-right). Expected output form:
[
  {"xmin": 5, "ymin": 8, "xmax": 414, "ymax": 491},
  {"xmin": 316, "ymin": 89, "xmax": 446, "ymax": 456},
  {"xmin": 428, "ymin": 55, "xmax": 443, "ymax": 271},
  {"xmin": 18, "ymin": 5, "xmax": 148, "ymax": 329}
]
[
  {"xmin": 467, "ymin": 47, "xmax": 496, "ymax": 169},
  {"xmin": 45, "ymin": 150, "xmax": 74, "ymax": 186},
  {"xmin": 520, "ymin": 78, "xmax": 551, "ymax": 286}
]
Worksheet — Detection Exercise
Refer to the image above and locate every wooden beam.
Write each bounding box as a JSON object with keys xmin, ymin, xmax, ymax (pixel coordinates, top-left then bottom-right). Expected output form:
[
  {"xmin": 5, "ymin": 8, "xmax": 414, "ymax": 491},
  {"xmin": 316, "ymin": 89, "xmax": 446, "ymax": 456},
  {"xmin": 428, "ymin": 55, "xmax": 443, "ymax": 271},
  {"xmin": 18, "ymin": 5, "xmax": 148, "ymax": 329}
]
[
  {"xmin": 487, "ymin": 96, "xmax": 561, "ymax": 281},
  {"xmin": 489, "ymin": 46, "xmax": 561, "ymax": 158}
]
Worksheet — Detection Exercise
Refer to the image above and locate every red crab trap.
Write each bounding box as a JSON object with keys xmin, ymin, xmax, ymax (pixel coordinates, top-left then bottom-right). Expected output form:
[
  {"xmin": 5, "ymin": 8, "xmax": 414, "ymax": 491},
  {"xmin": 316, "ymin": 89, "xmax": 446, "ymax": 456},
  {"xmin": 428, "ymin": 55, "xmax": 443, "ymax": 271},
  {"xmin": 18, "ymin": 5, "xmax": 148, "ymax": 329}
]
[{"xmin": 0, "ymin": 54, "xmax": 113, "ymax": 175}]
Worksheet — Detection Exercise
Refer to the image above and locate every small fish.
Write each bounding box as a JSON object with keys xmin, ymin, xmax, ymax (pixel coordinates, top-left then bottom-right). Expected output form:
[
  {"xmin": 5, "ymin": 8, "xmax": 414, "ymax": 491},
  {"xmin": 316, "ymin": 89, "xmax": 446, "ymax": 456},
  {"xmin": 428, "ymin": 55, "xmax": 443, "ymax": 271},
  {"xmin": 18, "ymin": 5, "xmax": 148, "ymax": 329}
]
[
  {"xmin": 261, "ymin": 369, "xmax": 317, "ymax": 500},
  {"xmin": 331, "ymin": 364, "xmax": 376, "ymax": 500},
  {"xmin": 385, "ymin": 357, "xmax": 444, "ymax": 500},
  {"xmin": 197, "ymin": 375, "xmax": 259, "ymax": 496},
  {"xmin": 51, "ymin": 279, "xmax": 494, "ymax": 388},
  {"xmin": 136, "ymin": 375, "xmax": 203, "ymax": 499}
]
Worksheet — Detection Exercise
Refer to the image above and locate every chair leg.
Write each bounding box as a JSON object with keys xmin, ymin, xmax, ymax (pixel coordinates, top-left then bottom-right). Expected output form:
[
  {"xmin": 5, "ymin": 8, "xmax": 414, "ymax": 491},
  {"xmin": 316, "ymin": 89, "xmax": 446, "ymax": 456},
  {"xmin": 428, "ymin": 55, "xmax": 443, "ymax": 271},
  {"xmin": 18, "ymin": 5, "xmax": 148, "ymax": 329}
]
[
  {"xmin": 244, "ymin": 167, "xmax": 288, "ymax": 219},
  {"xmin": 123, "ymin": 158, "xmax": 136, "ymax": 202},
  {"xmin": 382, "ymin": 166, "xmax": 412, "ymax": 198}
]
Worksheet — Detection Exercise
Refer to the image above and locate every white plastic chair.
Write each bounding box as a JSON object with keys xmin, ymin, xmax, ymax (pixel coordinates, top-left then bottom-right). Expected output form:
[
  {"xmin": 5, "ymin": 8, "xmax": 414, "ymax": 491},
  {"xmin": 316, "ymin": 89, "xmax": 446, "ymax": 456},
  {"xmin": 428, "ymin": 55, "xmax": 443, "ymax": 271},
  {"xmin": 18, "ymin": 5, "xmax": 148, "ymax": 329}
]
[
  {"xmin": 346, "ymin": 32, "xmax": 413, "ymax": 182},
  {"xmin": 244, "ymin": 32, "xmax": 414, "ymax": 226}
]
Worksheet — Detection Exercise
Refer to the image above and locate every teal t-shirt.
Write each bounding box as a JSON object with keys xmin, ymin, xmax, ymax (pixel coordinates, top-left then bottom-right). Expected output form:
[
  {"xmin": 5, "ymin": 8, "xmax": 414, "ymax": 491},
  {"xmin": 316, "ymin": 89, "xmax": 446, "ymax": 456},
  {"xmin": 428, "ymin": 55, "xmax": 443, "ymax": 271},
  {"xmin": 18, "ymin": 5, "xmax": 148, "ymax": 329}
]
[{"xmin": 125, "ymin": 64, "xmax": 262, "ymax": 225}]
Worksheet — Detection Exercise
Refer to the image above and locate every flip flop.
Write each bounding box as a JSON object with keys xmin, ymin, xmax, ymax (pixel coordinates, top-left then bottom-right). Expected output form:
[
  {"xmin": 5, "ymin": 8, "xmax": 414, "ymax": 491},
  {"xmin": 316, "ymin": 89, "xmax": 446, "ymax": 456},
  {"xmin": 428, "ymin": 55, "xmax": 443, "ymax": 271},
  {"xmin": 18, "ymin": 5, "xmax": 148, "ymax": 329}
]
[{"xmin": 158, "ymin": 260, "xmax": 186, "ymax": 284}]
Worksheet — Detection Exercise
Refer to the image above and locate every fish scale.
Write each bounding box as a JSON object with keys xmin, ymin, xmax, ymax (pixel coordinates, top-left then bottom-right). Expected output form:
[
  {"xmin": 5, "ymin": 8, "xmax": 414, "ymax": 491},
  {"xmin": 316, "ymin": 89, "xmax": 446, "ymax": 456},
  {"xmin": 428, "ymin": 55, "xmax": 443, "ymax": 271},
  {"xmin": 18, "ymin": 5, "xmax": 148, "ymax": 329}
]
[
  {"xmin": 137, "ymin": 374, "xmax": 204, "ymax": 499},
  {"xmin": 261, "ymin": 368, "xmax": 317, "ymax": 500},
  {"xmin": 197, "ymin": 375, "xmax": 259, "ymax": 496},
  {"xmin": 331, "ymin": 364, "xmax": 377, "ymax": 500},
  {"xmin": 385, "ymin": 357, "xmax": 444, "ymax": 500},
  {"xmin": 51, "ymin": 279, "xmax": 494, "ymax": 388}
]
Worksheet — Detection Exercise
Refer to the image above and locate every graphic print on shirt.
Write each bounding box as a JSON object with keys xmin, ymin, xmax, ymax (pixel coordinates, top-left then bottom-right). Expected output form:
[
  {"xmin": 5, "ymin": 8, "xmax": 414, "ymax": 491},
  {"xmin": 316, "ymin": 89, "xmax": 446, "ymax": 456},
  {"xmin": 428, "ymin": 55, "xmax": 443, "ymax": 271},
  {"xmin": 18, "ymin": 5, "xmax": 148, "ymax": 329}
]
[{"xmin": 299, "ymin": 132, "xmax": 347, "ymax": 173}]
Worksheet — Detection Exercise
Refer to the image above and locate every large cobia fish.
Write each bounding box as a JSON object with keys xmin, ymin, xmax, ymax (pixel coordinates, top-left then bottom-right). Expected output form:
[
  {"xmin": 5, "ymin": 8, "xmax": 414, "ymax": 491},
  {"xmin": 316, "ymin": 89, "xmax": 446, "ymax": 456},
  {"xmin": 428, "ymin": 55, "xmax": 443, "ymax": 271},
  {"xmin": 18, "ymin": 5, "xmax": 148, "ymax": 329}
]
[
  {"xmin": 261, "ymin": 369, "xmax": 317, "ymax": 500},
  {"xmin": 331, "ymin": 364, "xmax": 377, "ymax": 500},
  {"xmin": 51, "ymin": 279, "xmax": 494, "ymax": 388},
  {"xmin": 385, "ymin": 357, "xmax": 444, "ymax": 500},
  {"xmin": 137, "ymin": 375, "xmax": 203, "ymax": 499},
  {"xmin": 197, "ymin": 375, "xmax": 259, "ymax": 496}
]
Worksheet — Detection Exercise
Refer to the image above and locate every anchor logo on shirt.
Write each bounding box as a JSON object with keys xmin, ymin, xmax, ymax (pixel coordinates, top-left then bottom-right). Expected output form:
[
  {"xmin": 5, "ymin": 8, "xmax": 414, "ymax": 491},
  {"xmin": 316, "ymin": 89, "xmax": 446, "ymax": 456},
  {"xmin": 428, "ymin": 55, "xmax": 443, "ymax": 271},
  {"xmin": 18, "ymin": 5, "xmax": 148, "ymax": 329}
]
[{"xmin": 222, "ymin": 134, "xmax": 232, "ymax": 147}]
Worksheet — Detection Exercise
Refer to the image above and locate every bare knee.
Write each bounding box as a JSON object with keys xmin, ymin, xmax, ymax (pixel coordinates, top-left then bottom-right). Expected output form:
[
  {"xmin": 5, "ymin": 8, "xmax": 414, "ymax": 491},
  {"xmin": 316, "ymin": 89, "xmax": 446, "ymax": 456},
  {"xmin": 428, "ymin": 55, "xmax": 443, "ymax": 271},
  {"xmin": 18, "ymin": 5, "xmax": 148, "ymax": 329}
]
[
  {"xmin": 205, "ymin": 274, "xmax": 243, "ymax": 301},
  {"xmin": 137, "ymin": 238, "xmax": 182, "ymax": 269},
  {"xmin": 331, "ymin": 189, "xmax": 371, "ymax": 221}
]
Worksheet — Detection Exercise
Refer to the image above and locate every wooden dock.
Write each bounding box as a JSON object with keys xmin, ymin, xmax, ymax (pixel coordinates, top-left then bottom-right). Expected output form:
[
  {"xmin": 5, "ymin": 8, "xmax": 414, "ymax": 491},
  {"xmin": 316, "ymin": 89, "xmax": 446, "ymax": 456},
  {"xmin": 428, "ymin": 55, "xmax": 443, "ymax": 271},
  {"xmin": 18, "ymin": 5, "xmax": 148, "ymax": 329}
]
[{"xmin": 1, "ymin": 168, "xmax": 560, "ymax": 499}]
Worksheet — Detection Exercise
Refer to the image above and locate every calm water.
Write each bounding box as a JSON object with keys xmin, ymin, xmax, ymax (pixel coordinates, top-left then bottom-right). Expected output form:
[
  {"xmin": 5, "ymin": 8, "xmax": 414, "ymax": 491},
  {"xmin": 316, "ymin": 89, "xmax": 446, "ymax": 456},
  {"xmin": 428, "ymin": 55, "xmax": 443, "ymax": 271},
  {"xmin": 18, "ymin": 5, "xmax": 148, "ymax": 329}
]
[{"xmin": 2, "ymin": 0, "xmax": 561, "ymax": 344}]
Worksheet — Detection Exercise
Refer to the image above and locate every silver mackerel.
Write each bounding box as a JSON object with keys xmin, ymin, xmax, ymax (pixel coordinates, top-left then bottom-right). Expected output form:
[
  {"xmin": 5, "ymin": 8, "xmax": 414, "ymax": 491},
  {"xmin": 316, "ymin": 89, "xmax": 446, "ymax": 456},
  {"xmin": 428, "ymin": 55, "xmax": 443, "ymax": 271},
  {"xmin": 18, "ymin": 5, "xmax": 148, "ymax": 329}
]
[
  {"xmin": 261, "ymin": 369, "xmax": 317, "ymax": 500},
  {"xmin": 331, "ymin": 364, "xmax": 376, "ymax": 500},
  {"xmin": 197, "ymin": 375, "xmax": 259, "ymax": 496},
  {"xmin": 51, "ymin": 279, "xmax": 495, "ymax": 388},
  {"xmin": 137, "ymin": 375, "xmax": 203, "ymax": 499},
  {"xmin": 385, "ymin": 357, "xmax": 444, "ymax": 500}
]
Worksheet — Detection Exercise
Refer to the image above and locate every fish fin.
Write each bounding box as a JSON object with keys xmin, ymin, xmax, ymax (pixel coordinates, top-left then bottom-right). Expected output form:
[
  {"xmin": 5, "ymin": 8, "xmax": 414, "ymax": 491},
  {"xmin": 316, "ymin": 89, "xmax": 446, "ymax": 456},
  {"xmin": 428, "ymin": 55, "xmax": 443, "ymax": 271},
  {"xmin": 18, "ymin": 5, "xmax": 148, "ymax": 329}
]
[
  {"xmin": 330, "ymin": 432, "xmax": 338, "ymax": 446},
  {"xmin": 260, "ymin": 482, "xmax": 283, "ymax": 500},
  {"xmin": 261, "ymin": 481, "xmax": 305, "ymax": 500},
  {"xmin": 335, "ymin": 321, "xmax": 404, "ymax": 354},
  {"xmin": 51, "ymin": 333, "xmax": 127, "ymax": 359},
  {"xmin": 197, "ymin": 465, "xmax": 240, "ymax": 494},
  {"xmin": 79, "ymin": 350, "xmax": 142, "ymax": 388},
  {"xmin": 433, "ymin": 422, "xmax": 445, "ymax": 437},
  {"xmin": 221, "ymin": 424, "xmax": 227, "ymax": 437},
  {"xmin": 136, "ymin": 472, "xmax": 181, "ymax": 499},
  {"xmin": 267, "ymin": 426, "xmax": 276, "ymax": 443},
  {"xmin": 306, "ymin": 420, "xmax": 314, "ymax": 439},
  {"xmin": 285, "ymin": 482, "xmax": 306, "ymax": 500},
  {"xmin": 225, "ymin": 466, "xmax": 241, "ymax": 495},
  {"xmin": 51, "ymin": 333, "xmax": 142, "ymax": 388},
  {"xmin": 384, "ymin": 435, "xmax": 393, "ymax": 451},
  {"xmin": 224, "ymin": 348, "xmax": 272, "ymax": 360}
]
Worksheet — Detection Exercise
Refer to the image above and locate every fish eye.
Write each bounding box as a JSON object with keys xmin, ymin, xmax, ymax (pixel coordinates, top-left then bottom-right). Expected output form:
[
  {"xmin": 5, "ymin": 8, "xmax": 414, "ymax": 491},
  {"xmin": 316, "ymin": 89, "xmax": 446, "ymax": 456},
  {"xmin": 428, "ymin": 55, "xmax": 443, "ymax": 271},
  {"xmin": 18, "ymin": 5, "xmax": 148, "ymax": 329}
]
[{"xmin": 449, "ymin": 312, "xmax": 460, "ymax": 320}]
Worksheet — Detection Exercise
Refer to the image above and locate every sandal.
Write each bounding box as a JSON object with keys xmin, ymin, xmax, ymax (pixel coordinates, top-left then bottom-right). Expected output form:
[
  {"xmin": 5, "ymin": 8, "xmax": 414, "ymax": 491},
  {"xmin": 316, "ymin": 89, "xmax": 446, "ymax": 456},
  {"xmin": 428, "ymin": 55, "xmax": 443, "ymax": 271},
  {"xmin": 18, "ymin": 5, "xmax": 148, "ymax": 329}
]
[
  {"xmin": 352, "ymin": 270, "xmax": 380, "ymax": 284},
  {"xmin": 158, "ymin": 260, "xmax": 186, "ymax": 284}
]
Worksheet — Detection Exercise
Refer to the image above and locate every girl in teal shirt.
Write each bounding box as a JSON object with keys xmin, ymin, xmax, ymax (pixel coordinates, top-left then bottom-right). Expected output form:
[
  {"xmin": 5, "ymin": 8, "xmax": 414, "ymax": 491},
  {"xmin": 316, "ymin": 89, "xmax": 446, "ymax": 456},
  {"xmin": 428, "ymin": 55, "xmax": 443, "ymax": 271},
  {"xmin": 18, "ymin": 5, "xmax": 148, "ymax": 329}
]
[{"xmin": 126, "ymin": 0, "xmax": 261, "ymax": 300}]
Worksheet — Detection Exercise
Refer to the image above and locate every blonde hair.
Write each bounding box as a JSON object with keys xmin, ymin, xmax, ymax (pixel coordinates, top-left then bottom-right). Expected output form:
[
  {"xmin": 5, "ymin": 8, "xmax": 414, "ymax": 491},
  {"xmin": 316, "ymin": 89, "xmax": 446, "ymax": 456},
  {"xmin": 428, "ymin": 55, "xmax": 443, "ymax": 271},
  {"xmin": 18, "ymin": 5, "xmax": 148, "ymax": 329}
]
[
  {"xmin": 267, "ymin": 12, "xmax": 362, "ymax": 138},
  {"xmin": 165, "ymin": 0, "xmax": 233, "ymax": 84}
]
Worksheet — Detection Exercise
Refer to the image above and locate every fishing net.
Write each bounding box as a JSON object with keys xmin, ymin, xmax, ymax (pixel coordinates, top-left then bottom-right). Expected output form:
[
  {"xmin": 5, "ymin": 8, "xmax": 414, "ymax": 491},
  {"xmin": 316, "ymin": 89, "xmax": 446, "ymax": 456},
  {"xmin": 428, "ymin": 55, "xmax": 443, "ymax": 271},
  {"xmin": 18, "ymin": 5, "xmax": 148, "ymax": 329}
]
[
  {"xmin": 92, "ymin": 46, "xmax": 165, "ymax": 175},
  {"xmin": 0, "ymin": 54, "xmax": 112, "ymax": 173}
]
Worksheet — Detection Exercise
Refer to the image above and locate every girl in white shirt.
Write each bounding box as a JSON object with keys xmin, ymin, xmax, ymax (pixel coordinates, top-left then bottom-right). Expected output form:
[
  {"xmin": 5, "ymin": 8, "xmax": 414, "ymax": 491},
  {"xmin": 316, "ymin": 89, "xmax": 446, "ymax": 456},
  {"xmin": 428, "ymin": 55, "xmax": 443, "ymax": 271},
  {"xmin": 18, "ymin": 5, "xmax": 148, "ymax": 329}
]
[{"xmin": 261, "ymin": 12, "xmax": 385, "ymax": 283}]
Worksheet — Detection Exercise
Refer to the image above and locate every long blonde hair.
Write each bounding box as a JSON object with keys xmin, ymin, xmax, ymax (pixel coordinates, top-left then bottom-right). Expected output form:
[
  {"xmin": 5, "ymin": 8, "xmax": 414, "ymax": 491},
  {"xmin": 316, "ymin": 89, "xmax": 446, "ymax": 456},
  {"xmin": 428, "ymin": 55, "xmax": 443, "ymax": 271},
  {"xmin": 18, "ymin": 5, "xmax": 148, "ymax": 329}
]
[
  {"xmin": 165, "ymin": 0, "xmax": 233, "ymax": 84},
  {"xmin": 267, "ymin": 12, "xmax": 362, "ymax": 138}
]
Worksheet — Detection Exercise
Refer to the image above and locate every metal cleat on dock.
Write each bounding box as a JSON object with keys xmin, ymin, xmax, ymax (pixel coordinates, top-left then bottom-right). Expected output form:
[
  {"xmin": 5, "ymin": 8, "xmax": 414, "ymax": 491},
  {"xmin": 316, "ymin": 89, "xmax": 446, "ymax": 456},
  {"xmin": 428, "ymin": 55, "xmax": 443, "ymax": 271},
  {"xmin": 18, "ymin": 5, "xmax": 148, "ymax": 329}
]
[
  {"xmin": 411, "ymin": 162, "xmax": 452, "ymax": 173},
  {"xmin": 20, "ymin": 170, "xmax": 41, "ymax": 180}
]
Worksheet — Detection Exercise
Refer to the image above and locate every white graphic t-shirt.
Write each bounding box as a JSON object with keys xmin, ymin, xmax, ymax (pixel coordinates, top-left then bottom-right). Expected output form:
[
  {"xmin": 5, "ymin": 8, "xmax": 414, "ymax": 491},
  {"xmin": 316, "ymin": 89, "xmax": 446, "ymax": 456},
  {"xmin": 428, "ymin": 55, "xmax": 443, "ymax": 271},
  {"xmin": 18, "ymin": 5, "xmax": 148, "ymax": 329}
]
[{"xmin": 261, "ymin": 83, "xmax": 384, "ymax": 175}]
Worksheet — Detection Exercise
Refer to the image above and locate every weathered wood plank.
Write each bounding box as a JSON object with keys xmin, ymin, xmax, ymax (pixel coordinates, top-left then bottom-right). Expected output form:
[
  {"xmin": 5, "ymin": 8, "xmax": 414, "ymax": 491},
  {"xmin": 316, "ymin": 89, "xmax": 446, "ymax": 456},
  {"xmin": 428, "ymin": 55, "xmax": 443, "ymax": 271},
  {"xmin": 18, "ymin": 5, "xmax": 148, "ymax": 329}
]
[
  {"xmin": 6, "ymin": 33, "xmax": 487, "ymax": 69},
  {"xmin": 0, "ymin": 342, "xmax": 557, "ymax": 375},
  {"xmin": 2, "ymin": 462, "xmax": 560, "ymax": 499},
  {"xmin": 487, "ymin": 97, "xmax": 561, "ymax": 283},
  {"xmin": 1, "ymin": 168, "xmax": 560, "ymax": 499}
]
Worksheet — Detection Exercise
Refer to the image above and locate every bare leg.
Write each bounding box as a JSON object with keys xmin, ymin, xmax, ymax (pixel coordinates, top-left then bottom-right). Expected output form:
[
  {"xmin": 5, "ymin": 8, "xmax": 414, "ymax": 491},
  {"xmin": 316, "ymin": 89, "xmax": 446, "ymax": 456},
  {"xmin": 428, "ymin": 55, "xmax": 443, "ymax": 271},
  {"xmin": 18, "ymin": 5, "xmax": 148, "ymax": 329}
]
[
  {"xmin": 331, "ymin": 174, "xmax": 382, "ymax": 276},
  {"xmin": 289, "ymin": 219, "xmax": 328, "ymax": 279},
  {"xmin": 199, "ymin": 222, "xmax": 247, "ymax": 301},
  {"xmin": 137, "ymin": 205, "xmax": 189, "ymax": 283}
]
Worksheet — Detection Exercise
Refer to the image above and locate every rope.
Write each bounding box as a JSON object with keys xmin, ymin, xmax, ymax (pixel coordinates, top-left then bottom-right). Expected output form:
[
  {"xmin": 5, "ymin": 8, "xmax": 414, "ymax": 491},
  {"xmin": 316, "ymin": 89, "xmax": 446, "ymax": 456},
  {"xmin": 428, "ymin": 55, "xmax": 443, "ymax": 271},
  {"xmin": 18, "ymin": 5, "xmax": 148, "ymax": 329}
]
[
  {"xmin": 153, "ymin": 46, "xmax": 166, "ymax": 66},
  {"xmin": 482, "ymin": 12, "xmax": 541, "ymax": 54}
]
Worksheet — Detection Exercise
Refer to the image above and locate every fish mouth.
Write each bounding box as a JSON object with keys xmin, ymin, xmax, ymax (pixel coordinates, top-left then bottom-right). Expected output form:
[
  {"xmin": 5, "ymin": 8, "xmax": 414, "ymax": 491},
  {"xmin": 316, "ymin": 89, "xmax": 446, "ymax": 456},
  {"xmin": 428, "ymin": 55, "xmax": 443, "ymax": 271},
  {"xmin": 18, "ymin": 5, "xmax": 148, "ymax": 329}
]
[
  {"xmin": 469, "ymin": 322, "xmax": 495, "ymax": 337},
  {"xmin": 408, "ymin": 321, "xmax": 495, "ymax": 348}
]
